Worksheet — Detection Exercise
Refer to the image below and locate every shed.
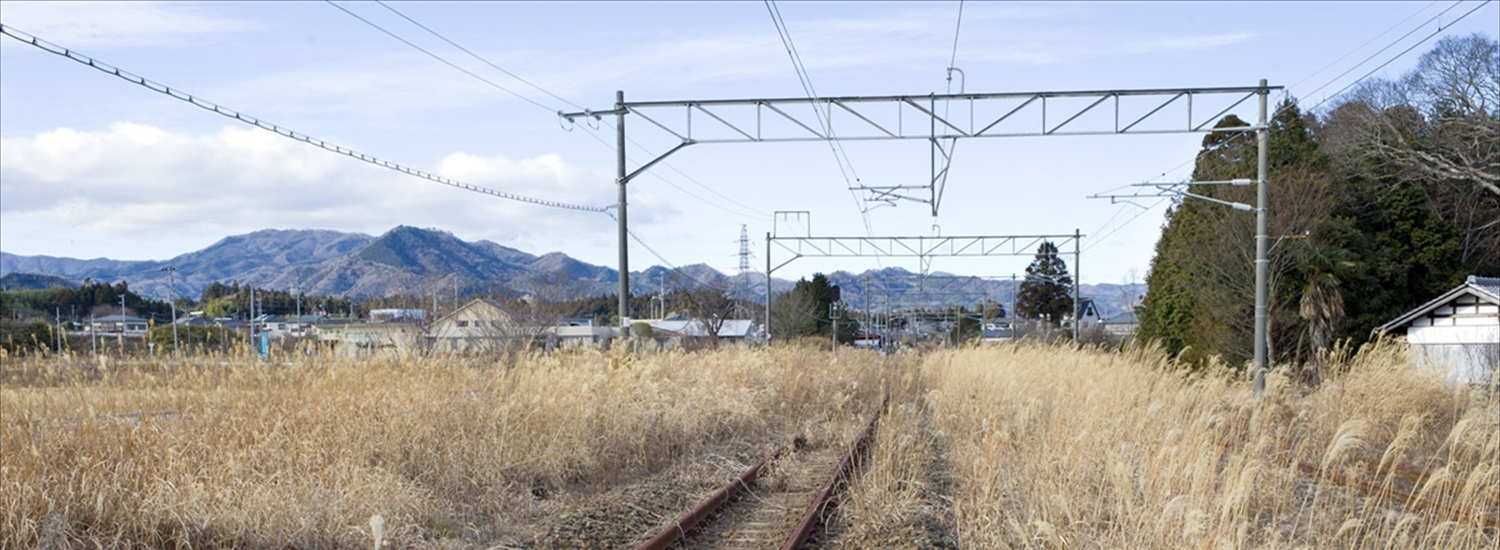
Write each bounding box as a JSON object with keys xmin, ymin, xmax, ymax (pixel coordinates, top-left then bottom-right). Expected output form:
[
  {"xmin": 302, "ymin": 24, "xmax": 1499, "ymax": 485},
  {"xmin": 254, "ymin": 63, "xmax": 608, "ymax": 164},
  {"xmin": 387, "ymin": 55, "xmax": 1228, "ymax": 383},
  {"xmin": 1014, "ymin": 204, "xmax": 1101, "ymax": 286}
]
[{"xmin": 1376, "ymin": 275, "xmax": 1499, "ymax": 386}]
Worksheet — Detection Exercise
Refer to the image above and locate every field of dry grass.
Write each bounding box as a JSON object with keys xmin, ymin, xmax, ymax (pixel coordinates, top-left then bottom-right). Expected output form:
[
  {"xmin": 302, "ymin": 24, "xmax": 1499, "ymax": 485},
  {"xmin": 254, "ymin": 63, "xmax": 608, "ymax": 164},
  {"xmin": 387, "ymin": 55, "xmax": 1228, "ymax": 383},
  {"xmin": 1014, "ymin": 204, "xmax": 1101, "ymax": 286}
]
[
  {"xmin": 6, "ymin": 343, "xmax": 1495, "ymax": 549},
  {"xmin": 847, "ymin": 343, "xmax": 1497, "ymax": 549},
  {"xmin": 1, "ymin": 348, "xmax": 889, "ymax": 548}
]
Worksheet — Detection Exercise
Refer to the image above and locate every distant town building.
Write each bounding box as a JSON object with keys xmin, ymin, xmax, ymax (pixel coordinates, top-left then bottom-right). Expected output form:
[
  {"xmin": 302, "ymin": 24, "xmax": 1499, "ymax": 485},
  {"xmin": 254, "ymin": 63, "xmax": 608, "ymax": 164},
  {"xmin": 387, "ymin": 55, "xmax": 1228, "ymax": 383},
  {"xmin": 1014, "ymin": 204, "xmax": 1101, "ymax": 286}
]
[
  {"xmin": 370, "ymin": 309, "xmax": 427, "ymax": 323},
  {"xmin": 88, "ymin": 314, "xmax": 149, "ymax": 336}
]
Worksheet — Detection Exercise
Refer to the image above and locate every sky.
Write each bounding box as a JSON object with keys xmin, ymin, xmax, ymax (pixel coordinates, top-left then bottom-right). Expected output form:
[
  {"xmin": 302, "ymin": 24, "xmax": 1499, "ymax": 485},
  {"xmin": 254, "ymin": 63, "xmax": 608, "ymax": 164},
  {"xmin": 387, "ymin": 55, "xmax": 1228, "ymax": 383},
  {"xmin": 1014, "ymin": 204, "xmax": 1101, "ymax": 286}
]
[{"xmin": 2, "ymin": 1, "xmax": 1496, "ymax": 287}]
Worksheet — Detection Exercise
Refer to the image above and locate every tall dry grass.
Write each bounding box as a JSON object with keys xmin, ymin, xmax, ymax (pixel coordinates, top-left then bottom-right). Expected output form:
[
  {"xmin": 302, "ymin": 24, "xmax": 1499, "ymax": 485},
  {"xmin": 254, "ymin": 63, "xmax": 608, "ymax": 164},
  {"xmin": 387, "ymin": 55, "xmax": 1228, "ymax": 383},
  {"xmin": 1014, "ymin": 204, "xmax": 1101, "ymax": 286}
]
[
  {"xmin": 914, "ymin": 343, "xmax": 1498, "ymax": 549},
  {"xmin": 1, "ymin": 348, "xmax": 889, "ymax": 548}
]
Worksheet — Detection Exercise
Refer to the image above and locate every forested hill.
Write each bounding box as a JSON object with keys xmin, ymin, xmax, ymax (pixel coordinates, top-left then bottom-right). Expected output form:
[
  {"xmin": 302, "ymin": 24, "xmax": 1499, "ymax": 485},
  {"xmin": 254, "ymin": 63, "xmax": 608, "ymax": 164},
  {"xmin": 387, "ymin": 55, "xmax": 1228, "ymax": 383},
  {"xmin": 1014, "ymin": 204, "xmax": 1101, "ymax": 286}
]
[{"xmin": 1137, "ymin": 34, "xmax": 1499, "ymax": 368}]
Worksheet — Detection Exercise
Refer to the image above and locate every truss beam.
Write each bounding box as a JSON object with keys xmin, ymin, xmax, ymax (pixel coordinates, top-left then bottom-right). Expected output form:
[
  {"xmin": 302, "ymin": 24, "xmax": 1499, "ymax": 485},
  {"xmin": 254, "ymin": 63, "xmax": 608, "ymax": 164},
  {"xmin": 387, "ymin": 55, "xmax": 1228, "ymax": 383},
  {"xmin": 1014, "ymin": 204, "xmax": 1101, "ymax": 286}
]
[
  {"xmin": 560, "ymin": 84, "xmax": 1280, "ymax": 217},
  {"xmin": 561, "ymin": 85, "xmax": 1280, "ymax": 144}
]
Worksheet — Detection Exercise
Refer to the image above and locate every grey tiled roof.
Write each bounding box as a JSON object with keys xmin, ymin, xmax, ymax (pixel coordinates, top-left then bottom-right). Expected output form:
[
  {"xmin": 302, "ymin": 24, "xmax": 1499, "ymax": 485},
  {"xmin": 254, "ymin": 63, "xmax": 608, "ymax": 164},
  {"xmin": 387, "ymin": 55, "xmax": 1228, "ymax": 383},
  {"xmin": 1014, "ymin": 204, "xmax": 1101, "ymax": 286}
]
[{"xmin": 1469, "ymin": 276, "xmax": 1500, "ymax": 299}]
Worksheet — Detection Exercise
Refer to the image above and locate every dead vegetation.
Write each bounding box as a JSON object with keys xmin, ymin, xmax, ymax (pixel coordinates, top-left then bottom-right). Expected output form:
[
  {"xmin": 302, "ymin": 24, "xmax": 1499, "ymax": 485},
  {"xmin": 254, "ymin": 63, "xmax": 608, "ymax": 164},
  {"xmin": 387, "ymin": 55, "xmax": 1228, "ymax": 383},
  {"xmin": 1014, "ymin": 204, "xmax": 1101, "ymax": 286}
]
[
  {"xmin": 4, "ymin": 343, "xmax": 1494, "ymax": 549},
  {"xmin": 1, "ymin": 348, "xmax": 888, "ymax": 548},
  {"xmin": 896, "ymin": 342, "xmax": 1498, "ymax": 549}
]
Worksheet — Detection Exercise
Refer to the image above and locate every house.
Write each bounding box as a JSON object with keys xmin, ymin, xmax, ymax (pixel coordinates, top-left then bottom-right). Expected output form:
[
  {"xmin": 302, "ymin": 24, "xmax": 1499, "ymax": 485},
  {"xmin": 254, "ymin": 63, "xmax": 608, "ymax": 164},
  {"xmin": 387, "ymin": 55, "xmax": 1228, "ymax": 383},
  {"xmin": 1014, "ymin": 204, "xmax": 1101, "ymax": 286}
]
[
  {"xmin": 88, "ymin": 314, "xmax": 149, "ymax": 335},
  {"xmin": 1102, "ymin": 311, "xmax": 1139, "ymax": 338},
  {"xmin": 252, "ymin": 314, "xmax": 326, "ymax": 339},
  {"xmin": 980, "ymin": 322, "xmax": 1014, "ymax": 344},
  {"xmin": 649, "ymin": 319, "xmax": 758, "ymax": 348},
  {"xmin": 427, "ymin": 298, "xmax": 521, "ymax": 353},
  {"xmin": 546, "ymin": 325, "xmax": 617, "ymax": 351},
  {"xmin": 370, "ymin": 309, "xmax": 427, "ymax": 323},
  {"xmin": 1376, "ymin": 275, "xmax": 1499, "ymax": 386},
  {"xmin": 316, "ymin": 321, "xmax": 422, "ymax": 358},
  {"xmin": 1073, "ymin": 298, "xmax": 1102, "ymax": 330}
]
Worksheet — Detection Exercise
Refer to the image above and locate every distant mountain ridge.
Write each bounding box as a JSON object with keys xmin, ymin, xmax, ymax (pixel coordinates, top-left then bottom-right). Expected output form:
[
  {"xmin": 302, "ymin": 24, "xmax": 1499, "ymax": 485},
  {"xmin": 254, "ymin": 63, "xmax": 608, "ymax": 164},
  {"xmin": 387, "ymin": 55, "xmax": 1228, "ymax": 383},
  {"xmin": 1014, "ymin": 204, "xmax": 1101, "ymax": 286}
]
[{"xmin": 1, "ymin": 226, "xmax": 1144, "ymax": 316}]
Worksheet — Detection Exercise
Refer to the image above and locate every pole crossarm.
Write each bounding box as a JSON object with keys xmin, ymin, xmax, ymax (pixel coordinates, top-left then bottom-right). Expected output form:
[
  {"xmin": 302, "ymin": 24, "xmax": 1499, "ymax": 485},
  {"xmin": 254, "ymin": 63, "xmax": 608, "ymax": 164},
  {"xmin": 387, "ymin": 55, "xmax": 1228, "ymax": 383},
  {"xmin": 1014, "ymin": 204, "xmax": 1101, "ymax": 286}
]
[
  {"xmin": 559, "ymin": 85, "xmax": 1281, "ymax": 144},
  {"xmin": 1090, "ymin": 181, "xmax": 1257, "ymax": 210}
]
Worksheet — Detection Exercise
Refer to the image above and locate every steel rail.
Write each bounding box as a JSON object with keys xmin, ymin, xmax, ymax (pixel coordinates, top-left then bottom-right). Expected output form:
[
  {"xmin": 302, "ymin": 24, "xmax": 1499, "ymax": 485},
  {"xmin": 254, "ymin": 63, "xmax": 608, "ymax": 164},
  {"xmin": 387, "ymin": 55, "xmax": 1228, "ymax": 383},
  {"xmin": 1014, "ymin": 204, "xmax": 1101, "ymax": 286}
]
[
  {"xmin": 780, "ymin": 409, "xmax": 883, "ymax": 549},
  {"xmin": 1296, "ymin": 460, "xmax": 1498, "ymax": 529},
  {"xmin": 633, "ymin": 446, "xmax": 789, "ymax": 550}
]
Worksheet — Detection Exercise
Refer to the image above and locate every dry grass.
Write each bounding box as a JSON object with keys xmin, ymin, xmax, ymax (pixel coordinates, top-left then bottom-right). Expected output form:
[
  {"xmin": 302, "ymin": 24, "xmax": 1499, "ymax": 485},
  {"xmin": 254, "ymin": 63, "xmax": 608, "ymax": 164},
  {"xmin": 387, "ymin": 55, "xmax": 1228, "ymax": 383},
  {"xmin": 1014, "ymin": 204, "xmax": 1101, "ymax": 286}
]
[
  {"xmin": 903, "ymin": 343, "xmax": 1499, "ymax": 549},
  {"xmin": 9, "ymin": 343, "xmax": 1495, "ymax": 548},
  {"xmin": 1, "ymin": 347, "xmax": 888, "ymax": 548}
]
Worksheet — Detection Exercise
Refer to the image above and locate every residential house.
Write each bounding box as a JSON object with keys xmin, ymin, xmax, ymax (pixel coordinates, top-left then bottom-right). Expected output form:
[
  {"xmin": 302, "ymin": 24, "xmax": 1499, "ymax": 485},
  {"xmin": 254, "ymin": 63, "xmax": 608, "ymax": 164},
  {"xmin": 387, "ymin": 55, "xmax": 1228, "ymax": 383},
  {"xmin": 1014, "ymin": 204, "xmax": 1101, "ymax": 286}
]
[
  {"xmin": 980, "ymin": 322, "xmax": 1014, "ymax": 344},
  {"xmin": 649, "ymin": 319, "xmax": 758, "ymax": 349},
  {"xmin": 253, "ymin": 314, "xmax": 324, "ymax": 339},
  {"xmin": 1376, "ymin": 275, "xmax": 1499, "ymax": 386},
  {"xmin": 1102, "ymin": 311, "xmax": 1139, "ymax": 338},
  {"xmin": 317, "ymin": 321, "xmax": 422, "ymax": 358},
  {"xmin": 1073, "ymin": 297, "xmax": 1102, "ymax": 330},
  {"xmin": 370, "ymin": 309, "xmax": 427, "ymax": 323},
  {"xmin": 88, "ymin": 314, "xmax": 149, "ymax": 336},
  {"xmin": 546, "ymin": 324, "xmax": 617, "ymax": 351},
  {"xmin": 428, "ymin": 298, "xmax": 521, "ymax": 353}
]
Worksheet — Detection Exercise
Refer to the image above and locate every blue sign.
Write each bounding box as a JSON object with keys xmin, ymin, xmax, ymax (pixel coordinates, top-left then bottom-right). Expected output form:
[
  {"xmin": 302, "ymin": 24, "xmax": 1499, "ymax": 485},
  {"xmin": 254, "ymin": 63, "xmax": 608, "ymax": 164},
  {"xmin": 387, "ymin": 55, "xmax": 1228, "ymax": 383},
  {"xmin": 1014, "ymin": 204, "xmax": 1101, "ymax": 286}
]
[{"xmin": 259, "ymin": 332, "xmax": 269, "ymax": 358}]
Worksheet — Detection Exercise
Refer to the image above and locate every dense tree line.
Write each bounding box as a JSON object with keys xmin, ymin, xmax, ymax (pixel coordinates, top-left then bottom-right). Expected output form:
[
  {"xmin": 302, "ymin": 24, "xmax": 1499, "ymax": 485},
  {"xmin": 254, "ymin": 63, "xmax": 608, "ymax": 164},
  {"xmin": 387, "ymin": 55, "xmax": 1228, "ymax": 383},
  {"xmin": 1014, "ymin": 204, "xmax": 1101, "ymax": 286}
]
[
  {"xmin": 1138, "ymin": 34, "xmax": 1499, "ymax": 369},
  {"xmin": 0, "ymin": 280, "xmax": 171, "ymax": 323},
  {"xmin": 198, "ymin": 281, "xmax": 354, "ymax": 319}
]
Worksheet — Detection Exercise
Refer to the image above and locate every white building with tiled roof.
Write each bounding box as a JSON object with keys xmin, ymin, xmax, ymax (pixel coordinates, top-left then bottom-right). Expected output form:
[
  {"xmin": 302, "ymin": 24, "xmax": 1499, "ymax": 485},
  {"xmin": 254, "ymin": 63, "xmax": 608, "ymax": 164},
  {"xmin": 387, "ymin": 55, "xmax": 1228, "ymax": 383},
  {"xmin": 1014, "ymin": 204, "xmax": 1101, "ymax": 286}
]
[{"xmin": 1377, "ymin": 275, "xmax": 1499, "ymax": 386}]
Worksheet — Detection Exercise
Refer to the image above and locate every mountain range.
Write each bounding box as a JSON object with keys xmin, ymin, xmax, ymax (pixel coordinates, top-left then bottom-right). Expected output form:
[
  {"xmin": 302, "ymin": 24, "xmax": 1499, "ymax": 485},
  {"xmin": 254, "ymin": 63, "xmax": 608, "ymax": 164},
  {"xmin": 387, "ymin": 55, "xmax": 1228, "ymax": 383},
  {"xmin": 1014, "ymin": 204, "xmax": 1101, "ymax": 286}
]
[{"xmin": 1, "ymin": 226, "xmax": 1144, "ymax": 317}]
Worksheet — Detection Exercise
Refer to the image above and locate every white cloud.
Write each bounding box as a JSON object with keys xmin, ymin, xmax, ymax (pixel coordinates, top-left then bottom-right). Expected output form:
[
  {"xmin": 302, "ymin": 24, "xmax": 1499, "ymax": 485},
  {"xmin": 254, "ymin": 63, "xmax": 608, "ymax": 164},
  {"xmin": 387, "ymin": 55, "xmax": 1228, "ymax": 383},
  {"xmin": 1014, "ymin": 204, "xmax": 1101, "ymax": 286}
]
[
  {"xmin": 0, "ymin": 1, "xmax": 250, "ymax": 48},
  {"xmin": 0, "ymin": 123, "xmax": 675, "ymax": 251}
]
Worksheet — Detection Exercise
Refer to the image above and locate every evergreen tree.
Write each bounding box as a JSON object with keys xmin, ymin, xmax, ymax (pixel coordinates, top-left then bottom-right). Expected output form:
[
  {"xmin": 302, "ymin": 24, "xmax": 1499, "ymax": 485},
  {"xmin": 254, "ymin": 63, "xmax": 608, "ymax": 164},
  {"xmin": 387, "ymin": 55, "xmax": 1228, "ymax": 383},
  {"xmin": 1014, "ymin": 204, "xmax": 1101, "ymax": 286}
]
[
  {"xmin": 769, "ymin": 273, "xmax": 858, "ymax": 342},
  {"xmin": 1016, "ymin": 242, "xmax": 1074, "ymax": 324}
]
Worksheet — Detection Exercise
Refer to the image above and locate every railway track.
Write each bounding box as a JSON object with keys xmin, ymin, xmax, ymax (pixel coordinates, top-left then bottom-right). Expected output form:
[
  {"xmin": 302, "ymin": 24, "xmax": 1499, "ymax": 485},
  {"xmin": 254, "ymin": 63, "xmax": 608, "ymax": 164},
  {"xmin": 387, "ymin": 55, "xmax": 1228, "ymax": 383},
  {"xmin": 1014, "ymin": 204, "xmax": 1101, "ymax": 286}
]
[
  {"xmin": 1297, "ymin": 459, "xmax": 1499, "ymax": 530},
  {"xmin": 635, "ymin": 410, "xmax": 881, "ymax": 550}
]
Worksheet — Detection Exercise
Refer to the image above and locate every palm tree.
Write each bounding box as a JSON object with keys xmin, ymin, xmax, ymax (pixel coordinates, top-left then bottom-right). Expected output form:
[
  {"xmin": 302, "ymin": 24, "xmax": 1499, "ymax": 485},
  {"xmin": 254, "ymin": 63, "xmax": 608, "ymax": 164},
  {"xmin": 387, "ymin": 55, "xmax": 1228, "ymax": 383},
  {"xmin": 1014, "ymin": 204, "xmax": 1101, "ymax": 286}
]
[{"xmin": 1299, "ymin": 271, "xmax": 1345, "ymax": 365}]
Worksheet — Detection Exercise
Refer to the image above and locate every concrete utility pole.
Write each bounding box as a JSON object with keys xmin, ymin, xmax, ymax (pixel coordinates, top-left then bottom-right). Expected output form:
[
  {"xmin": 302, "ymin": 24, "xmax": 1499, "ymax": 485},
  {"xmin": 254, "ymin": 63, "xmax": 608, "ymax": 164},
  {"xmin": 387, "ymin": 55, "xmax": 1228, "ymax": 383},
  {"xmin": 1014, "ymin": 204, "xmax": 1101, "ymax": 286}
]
[
  {"xmin": 249, "ymin": 286, "xmax": 256, "ymax": 358},
  {"xmin": 765, "ymin": 232, "xmax": 772, "ymax": 342},
  {"xmin": 163, "ymin": 266, "xmax": 179, "ymax": 355},
  {"xmin": 118, "ymin": 295, "xmax": 126, "ymax": 353},
  {"xmin": 616, "ymin": 90, "xmax": 630, "ymax": 334},
  {"xmin": 1086, "ymin": 79, "xmax": 1278, "ymax": 396},
  {"xmin": 1253, "ymin": 79, "xmax": 1270, "ymax": 395},
  {"xmin": 829, "ymin": 302, "xmax": 840, "ymax": 352},
  {"xmin": 1073, "ymin": 228, "xmax": 1081, "ymax": 342}
]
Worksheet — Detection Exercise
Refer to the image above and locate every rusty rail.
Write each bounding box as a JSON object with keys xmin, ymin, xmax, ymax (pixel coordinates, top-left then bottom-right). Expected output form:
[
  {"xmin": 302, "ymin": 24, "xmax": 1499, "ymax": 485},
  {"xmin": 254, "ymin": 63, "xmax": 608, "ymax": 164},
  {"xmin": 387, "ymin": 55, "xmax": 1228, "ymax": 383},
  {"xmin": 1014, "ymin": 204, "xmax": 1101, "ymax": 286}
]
[
  {"xmin": 780, "ymin": 410, "xmax": 883, "ymax": 550},
  {"xmin": 635, "ymin": 404, "xmax": 885, "ymax": 550},
  {"xmin": 634, "ymin": 446, "xmax": 788, "ymax": 550},
  {"xmin": 1296, "ymin": 460, "xmax": 1498, "ymax": 530}
]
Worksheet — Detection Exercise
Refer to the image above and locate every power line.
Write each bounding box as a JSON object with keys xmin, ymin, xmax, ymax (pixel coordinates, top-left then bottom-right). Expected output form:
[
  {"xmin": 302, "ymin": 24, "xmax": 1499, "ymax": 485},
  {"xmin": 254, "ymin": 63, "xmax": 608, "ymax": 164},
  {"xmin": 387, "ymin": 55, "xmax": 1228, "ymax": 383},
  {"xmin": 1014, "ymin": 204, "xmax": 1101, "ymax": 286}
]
[
  {"xmin": 606, "ymin": 211, "xmax": 748, "ymax": 294},
  {"xmin": 0, "ymin": 23, "xmax": 609, "ymax": 214},
  {"xmin": 336, "ymin": 1, "xmax": 771, "ymax": 222},
  {"xmin": 947, "ymin": 0, "xmax": 965, "ymax": 79},
  {"xmin": 1299, "ymin": 0, "xmax": 1471, "ymax": 110},
  {"xmin": 1305, "ymin": 0, "xmax": 1492, "ymax": 114},
  {"xmin": 1082, "ymin": 0, "xmax": 1491, "ymax": 253},
  {"xmin": 331, "ymin": 0, "xmax": 777, "ymax": 289},
  {"xmin": 764, "ymin": 0, "xmax": 878, "ymax": 237},
  {"xmin": 373, "ymin": 0, "xmax": 585, "ymax": 112},
  {"xmin": 323, "ymin": 0, "xmax": 555, "ymax": 112},
  {"xmin": 1284, "ymin": 0, "xmax": 1442, "ymax": 93}
]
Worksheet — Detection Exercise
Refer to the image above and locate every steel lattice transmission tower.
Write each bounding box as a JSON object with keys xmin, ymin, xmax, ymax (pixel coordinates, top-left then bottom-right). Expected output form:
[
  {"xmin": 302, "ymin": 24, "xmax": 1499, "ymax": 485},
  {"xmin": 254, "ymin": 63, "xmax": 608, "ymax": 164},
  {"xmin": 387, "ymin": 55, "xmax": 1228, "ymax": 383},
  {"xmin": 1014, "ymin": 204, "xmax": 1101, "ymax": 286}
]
[{"xmin": 738, "ymin": 225, "xmax": 752, "ymax": 274}]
